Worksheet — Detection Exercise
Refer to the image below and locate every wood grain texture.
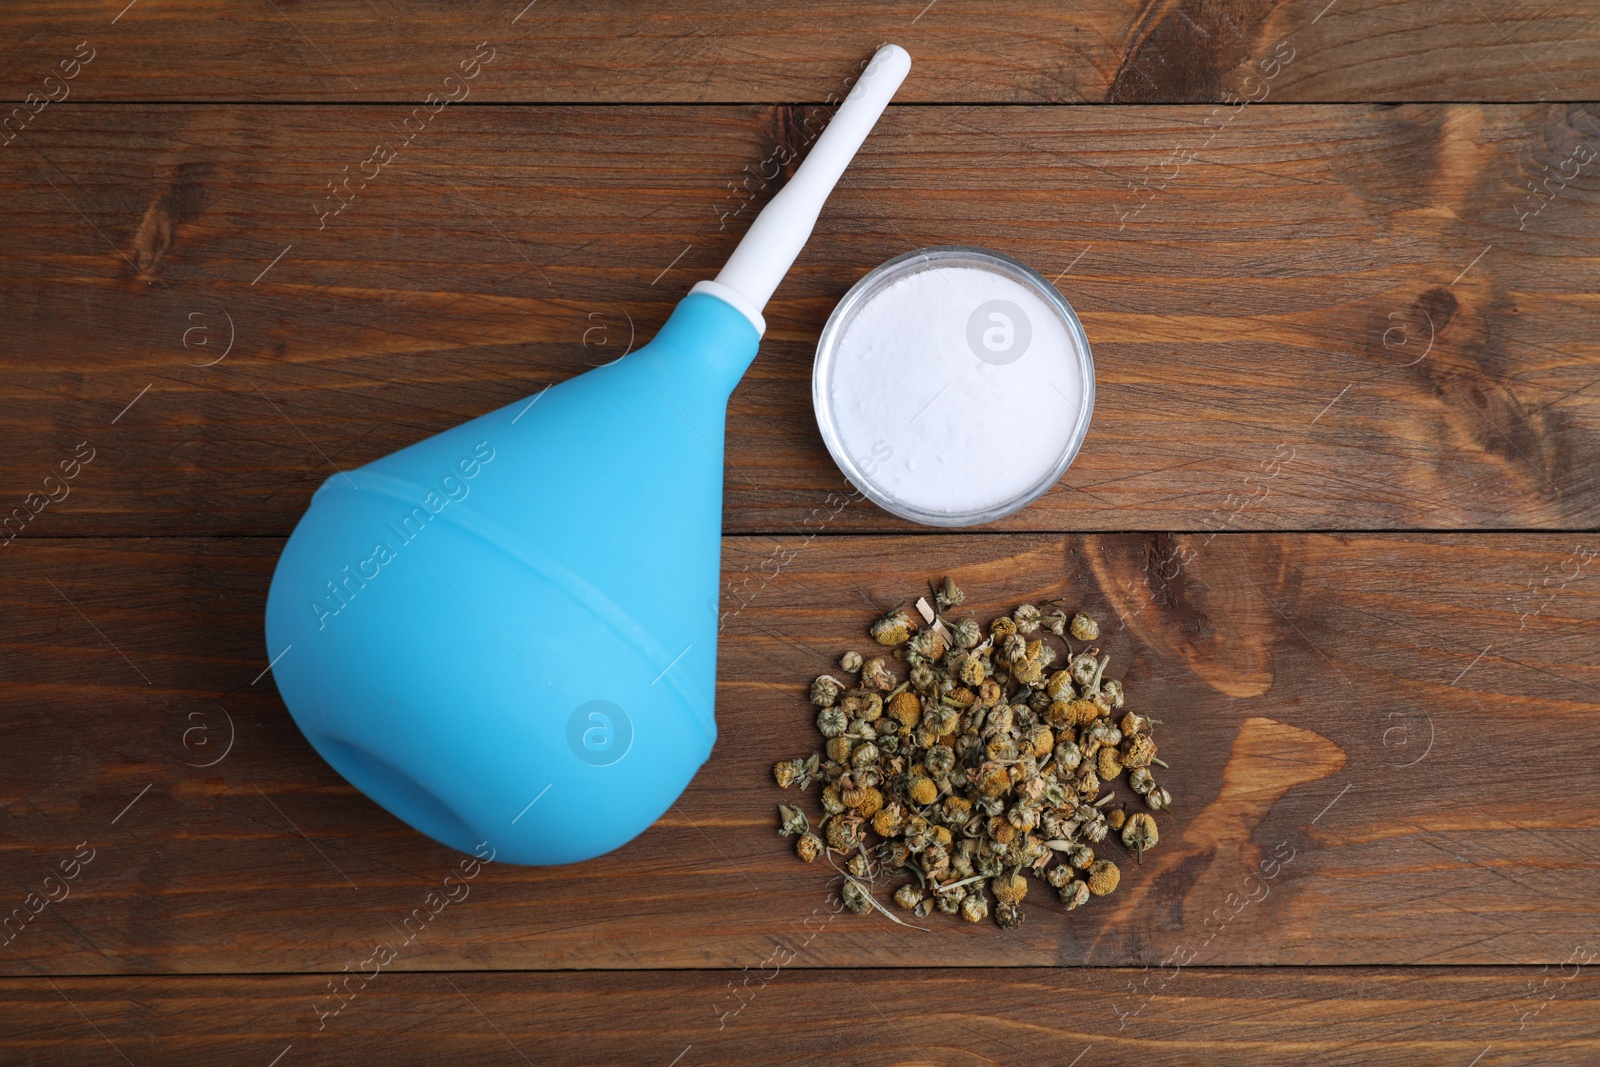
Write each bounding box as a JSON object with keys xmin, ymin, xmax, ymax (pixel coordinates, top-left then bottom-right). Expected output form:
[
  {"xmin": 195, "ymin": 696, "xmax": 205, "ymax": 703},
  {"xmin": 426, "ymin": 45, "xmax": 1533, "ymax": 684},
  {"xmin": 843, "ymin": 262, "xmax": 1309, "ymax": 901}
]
[
  {"xmin": 3, "ymin": 0, "xmax": 1600, "ymax": 104},
  {"xmin": 1, "ymin": 533, "xmax": 1596, "ymax": 975},
  {"xmin": 3, "ymin": 103, "xmax": 1599, "ymax": 538},
  {"xmin": 3, "ymin": 968, "xmax": 1597, "ymax": 1066}
]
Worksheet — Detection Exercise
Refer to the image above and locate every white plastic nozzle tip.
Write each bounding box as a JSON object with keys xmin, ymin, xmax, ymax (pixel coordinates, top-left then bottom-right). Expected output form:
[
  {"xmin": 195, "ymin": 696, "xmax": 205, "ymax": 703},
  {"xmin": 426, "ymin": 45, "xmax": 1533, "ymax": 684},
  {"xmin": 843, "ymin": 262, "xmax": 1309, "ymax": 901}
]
[{"xmin": 709, "ymin": 44, "xmax": 911, "ymax": 325}]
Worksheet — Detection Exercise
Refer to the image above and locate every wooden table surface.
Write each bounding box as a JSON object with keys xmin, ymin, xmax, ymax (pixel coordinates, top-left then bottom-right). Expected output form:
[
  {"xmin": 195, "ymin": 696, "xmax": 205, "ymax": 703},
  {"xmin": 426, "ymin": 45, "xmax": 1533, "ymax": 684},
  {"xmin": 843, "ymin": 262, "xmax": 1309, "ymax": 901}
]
[{"xmin": 3, "ymin": 2, "xmax": 1599, "ymax": 1064}]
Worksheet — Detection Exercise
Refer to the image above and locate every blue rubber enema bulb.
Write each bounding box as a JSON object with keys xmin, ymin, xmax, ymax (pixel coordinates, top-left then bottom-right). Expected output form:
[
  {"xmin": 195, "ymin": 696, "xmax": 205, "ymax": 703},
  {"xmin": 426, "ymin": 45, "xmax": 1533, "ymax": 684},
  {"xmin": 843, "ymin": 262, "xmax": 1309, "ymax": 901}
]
[{"xmin": 264, "ymin": 45, "xmax": 911, "ymax": 865}]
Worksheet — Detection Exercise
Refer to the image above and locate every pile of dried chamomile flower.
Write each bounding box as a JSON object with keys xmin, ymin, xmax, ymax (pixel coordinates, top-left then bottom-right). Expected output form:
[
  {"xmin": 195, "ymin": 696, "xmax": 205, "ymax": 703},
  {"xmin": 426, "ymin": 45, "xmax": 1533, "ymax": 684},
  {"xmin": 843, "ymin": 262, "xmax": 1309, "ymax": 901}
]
[{"xmin": 773, "ymin": 578, "xmax": 1172, "ymax": 930}]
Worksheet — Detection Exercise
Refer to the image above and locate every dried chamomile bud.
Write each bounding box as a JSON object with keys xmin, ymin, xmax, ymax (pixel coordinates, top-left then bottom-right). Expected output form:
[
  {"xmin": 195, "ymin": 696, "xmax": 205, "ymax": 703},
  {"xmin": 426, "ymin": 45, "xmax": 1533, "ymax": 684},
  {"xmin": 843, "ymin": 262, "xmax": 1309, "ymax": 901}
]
[
  {"xmin": 1024, "ymin": 724, "xmax": 1054, "ymax": 759},
  {"xmin": 1013, "ymin": 650, "xmax": 1046, "ymax": 687},
  {"xmin": 841, "ymin": 784, "xmax": 875, "ymax": 812},
  {"xmin": 990, "ymin": 871, "xmax": 1029, "ymax": 905},
  {"xmin": 857, "ymin": 787, "xmax": 885, "ymax": 817},
  {"xmin": 849, "ymin": 741, "xmax": 879, "ymax": 767},
  {"xmin": 1097, "ymin": 747, "xmax": 1123, "ymax": 781},
  {"xmin": 1122, "ymin": 734, "xmax": 1157, "ymax": 769},
  {"xmin": 1007, "ymin": 799, "xmax": 1041, "ymax": 833},
  {"xmin": 1128, "ymin": 767, "xmax": 1156, "ymax": 795},
  {"xmin": 1042, "ymin": 784, "xmax": 1073, "ymax": 812},
  {"xmin": 872, "ymin": 804, "xmax": 905, "ymax": 837},
  {"xmin": 841, "ymin": 878, "xmax": 871, "ymax": 915},
  {"xmin": 936, "ymin": 576, "xmax": 966, "ymax": 611},
  {"xmin": 1046, "ymin": 670, "xmax": 1076, "ymax": 702},
  {"xmin": 1106, "ymin": 808, "xmax": 1127, "ymax": 832},
  {"xmin": 990, "ymin": 615, "xmax": 1018, "ymax": 639},
  {"xmin": 847, "ymin": 852, "xmax": 873, "ymax": 879},
  {"xmin": 1054, "ymin": 740, "xmax": 1083, "ymax": 772},
  {"xmin": 1046, "ymin": 864, "xmax": 1074, "ymax": 888},
  {"xmin": 1122, "ymin": 812, "xmax": 1159, "ymax": 862},
  {"xmin": 1069, "ymin": 612, "xmax": 1099, "ymax": 641},
  {"xmin": 995, "ymin": 901, "xmax": 1025, "ymax": 929},
  {"xmin": 796, "ymin": 832, "xmax": 823, "ymax": 863},
  {"xmin": 840, "ymin": 650, "xmax": 864, "ymax": 673},
  {"xmin": 907, "ymin": 628, "xmax": 948, "ymax": 662},
  {"xmin": 1018, "ymin": 838, "xmax": 1050, "ymax": 870},
  {"xmin": 1101, "ymin": 678, "xmax": 1125, "ymax": 709},
  {"xmin": 816, "ymin": 706, "xmax": 848, "ymax": 738},
  {"xmin": 824, "ymin": 736, "xmax": 854, "ymax": 763},
  {"xmin": 976, "ymin": 768, "xmax": 1011, "ymax": 799},
  {"xmin": 1059, "ymin": 879, "xmax": 1090, "ymax": 910},
  {"xmin": 810, "ymin": 675, "xmax": 845, "ymax": 707},
  {"xmin": 924, "ymin": 705, "xmax": 960, "ymax": 737},
  {"xmin": 881, "ymin": 840, "xmax": 911, "ymax": 870},
  {"xmin": 821, "ymin": 785, "xmax": 846, "ymax": 816},
  {"xmin": 887, "ymin": 690, "xmax": 922, "ymax": 728},
  {"xmin": 860, "ymin": 656, "xmax": 895, "ymax": 691},
  {"xmin": 893, "ymin": 883, "xmax": 924, "ymax": 910},
  {"xmin": 908, "ymin": 776, "xmax": 939, "ymax": 806},
  {"xmin": 1146, "ymin": 786, "xmax": 1172, "ymax": 812},
  {"xmin": 925, "ymin": 744, "xmax": 956, "ymax": 775},
  {"xmin": 1087, "ymin": 858, "xmax": 1121, "ymax": 896},
  {"xmin": 774, "ymin": 759, "xmax": 804, "ymax": 789},
  {"xmin": 871, "ymin": 606, "xmax": 919, "ymax": 646},
  {"xmin": 960, "ymin": 893, "xmax": 990, "ymax": 923},
  {"xmin": 1068, "ymin": 843, "xmax": 1095, "ymax": 870},
  {"xmin": 1069, "ymin": 652, "xmax": 1101, "ymax": 688},
  {"xmin": 839, "ymin": 690, "xmax": 883, "ymax": 720},
  {"xmin": 1120, "ymin": 711, "xmax": 1149, "ymax": 736},
  {"xmin": 777, "ymin": 804, "xmax": 809, "ymax": 837},
  {"xmin": 825, "ymin": 814, "xmax": 863, "ymax": 852},
  {"xmin": 1012, "ymin": 603, "xmax": 1042, "ymax": 634},
  {"xmin": 1047, "ymin": 699, "xmax": 1099, "ymax": 729},
  {"xmin": 986, "ymin": 734, "xmax": 1019, "ymax": 762},
  {"xmin": 952, "ymin": 617, "xmax": 982, "ymax": 649},
  {"xmin": 986, "ymin": 703, "xmax": 1015, "ymax": 734}
]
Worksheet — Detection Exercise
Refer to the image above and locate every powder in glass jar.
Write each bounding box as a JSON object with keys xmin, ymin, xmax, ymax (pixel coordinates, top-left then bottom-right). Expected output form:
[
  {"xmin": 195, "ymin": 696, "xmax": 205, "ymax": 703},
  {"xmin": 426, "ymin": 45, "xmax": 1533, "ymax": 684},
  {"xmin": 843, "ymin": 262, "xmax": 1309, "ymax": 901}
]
[{"xmin": 824, "ymin": 263, "xmax": 1090, "ymax": 520}]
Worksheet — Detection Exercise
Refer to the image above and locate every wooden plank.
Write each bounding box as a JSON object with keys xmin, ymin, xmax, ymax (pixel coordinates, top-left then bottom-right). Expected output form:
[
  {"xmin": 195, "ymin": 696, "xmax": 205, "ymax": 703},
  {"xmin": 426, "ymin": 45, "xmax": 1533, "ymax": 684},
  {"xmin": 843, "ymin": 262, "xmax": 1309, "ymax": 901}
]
[
  {"xmin": 2, "ymin": 103, "xmax": 1598, "ymax": 538},
  {"xmin": 2, "ymin": 968, "xmax": 1596, "ymax": 1065},
  {"xmin": 3, "ymin": 1, "xmax": 1600, "ymax": 104},
  {"xmin": 0, "ymin": 533, "xmax": 1596, "ymax": 974}
]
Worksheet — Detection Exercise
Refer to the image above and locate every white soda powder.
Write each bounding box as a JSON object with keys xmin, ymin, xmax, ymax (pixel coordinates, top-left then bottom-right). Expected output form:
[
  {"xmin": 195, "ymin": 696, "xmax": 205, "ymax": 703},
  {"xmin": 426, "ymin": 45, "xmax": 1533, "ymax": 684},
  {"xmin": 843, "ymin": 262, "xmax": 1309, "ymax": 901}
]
[{"xmin": 826, "ymin": 264, "xmax": 1088, "ymax": 518}]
